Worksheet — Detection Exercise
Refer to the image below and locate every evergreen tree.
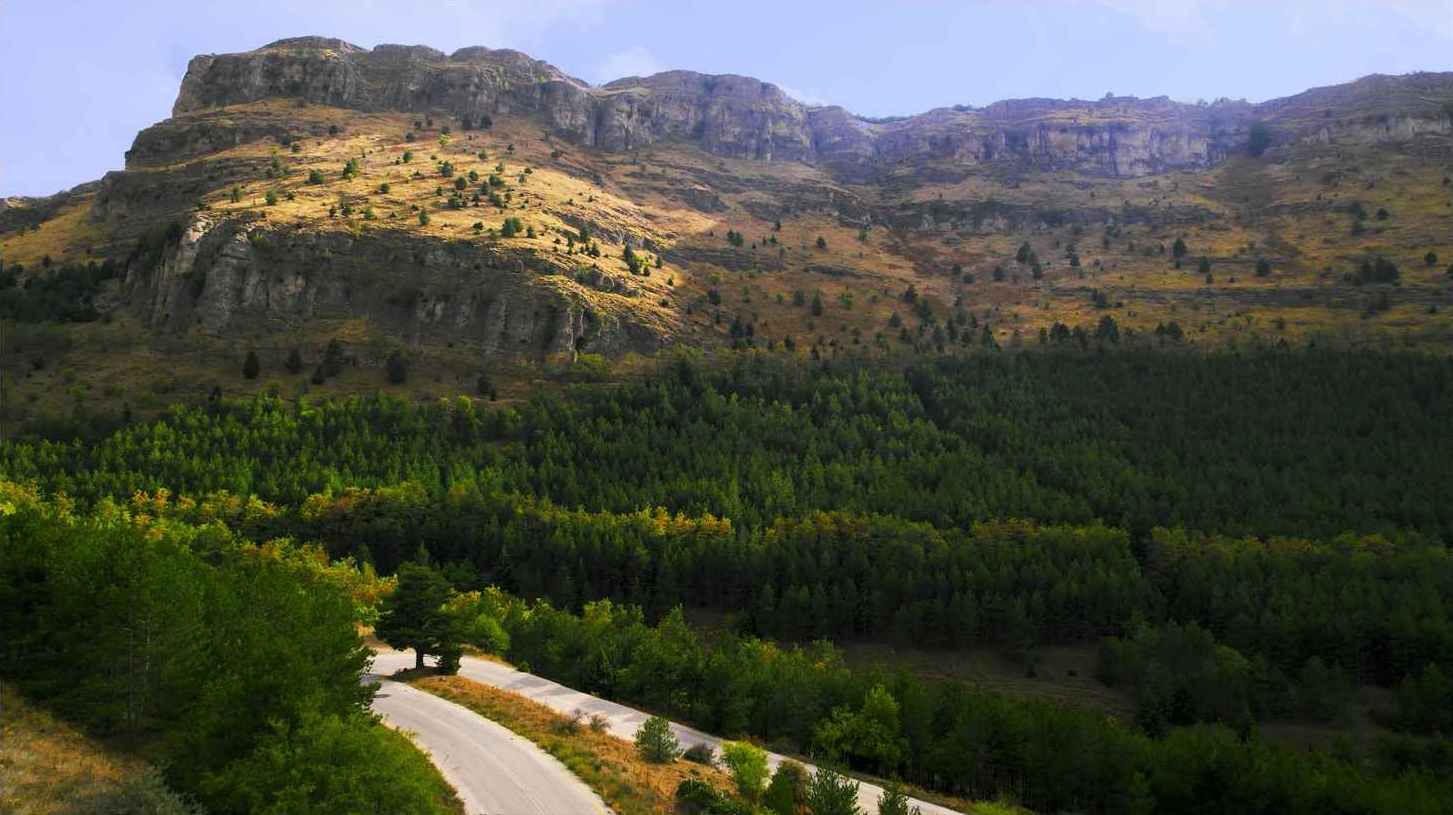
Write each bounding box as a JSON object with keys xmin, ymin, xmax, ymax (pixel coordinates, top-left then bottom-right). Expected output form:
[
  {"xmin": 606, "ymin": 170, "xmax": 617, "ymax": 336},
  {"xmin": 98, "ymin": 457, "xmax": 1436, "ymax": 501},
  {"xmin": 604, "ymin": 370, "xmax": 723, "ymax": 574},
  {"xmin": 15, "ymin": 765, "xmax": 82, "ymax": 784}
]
[
  {"xmin": 805, "ymin": 767, "xmax": 861, "ymax": 815},
  {"xmin": 634, "ymin": 715, "xmax": 681, "ymax": 763},
  {"xmin": 375, "ymin": 563, "xmax": 455, "ymax": 670},
  {"xmin": 242, "ymin": 350, "xmax": 260, "ymax": 380}
]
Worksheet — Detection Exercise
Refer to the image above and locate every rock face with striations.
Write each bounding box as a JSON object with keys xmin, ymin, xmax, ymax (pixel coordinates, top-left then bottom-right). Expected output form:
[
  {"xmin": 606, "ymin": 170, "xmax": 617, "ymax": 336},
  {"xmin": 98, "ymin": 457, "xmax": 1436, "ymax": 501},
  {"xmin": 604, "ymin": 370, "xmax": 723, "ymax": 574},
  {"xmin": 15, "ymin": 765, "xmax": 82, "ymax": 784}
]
[
  {"xmin": 159, "ymin": 37, "xmax": 1453, "ymax": 179},
  {"xmin": 124, "ymin": 214, "xmax": 658, "ymax": 358}
]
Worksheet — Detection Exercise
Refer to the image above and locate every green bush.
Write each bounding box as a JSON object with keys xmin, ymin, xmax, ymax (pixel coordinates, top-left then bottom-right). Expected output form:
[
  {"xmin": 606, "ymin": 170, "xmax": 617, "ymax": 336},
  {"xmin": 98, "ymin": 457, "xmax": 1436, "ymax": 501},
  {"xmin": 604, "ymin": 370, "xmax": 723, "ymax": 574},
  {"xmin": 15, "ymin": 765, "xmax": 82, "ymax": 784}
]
[{"xmin": 634, "ymin": 715, "xmax": 681, "ymax": 763}]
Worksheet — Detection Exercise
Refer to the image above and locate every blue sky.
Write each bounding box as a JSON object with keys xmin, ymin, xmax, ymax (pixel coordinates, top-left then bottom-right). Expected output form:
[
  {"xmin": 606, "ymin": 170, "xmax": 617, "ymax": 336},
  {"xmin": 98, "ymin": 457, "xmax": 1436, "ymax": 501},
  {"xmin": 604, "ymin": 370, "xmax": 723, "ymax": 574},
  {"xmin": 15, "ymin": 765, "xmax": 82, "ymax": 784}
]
[{"xmin": 3, "ymin": 0, "xmax": 1452, "ymax": 196}]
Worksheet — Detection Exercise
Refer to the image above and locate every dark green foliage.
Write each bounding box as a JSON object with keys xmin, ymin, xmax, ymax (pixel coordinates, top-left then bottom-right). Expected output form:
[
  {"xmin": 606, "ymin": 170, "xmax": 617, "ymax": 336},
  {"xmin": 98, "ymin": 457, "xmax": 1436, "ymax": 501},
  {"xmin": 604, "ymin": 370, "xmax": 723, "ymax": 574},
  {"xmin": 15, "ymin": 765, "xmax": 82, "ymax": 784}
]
[
  {"xmin": 1257, "ymin": 257, "xmax": 1272, "ymax": 276},
  {"xmin": 634, "ymin": 715, "xmax": 681, "ymax": 763},
  {"xmin": 0, "ymin": 259, "xmax": 119, "ymax": 323},
  {"xmin": 1395, "ymin": 665, "xmax": 1453, "ymax": 734},
  {"xmin": 1356, "ymin": 257, "xmax": 1401, "ymax": 284},
  {"xmin": 1247, "ymin": 121, "xmax": 1273, "ymax": 157},
  {"xmin": 676, "ymin": 779, "xmax": 750, "ymax": 815},
  {"xmin": 321, "ymin": 339, "xmax": 346, "ymax": 377},
  {"xmin": 386, "ymin": 350, "xmax": 409, "ymax": 384},
  {"xmin": 805, "ymin": 767, "xmax": 861, "ymax": 815},
  {"xmin": 1099, "ymin": 623, "xmax": 1261, "ymax": 734},
  {"xmin": 376, "ymin": 563, "xmax": 455, "ymax": 669},
  {"xmin": 4, "ymin": 352, "xmax": 1450, "ymax": 541},
  {"xmin": 483, "ymin": 590, "xmax": 1449, "ymax": 814},
  {"xmin": 201, "ymin": 711, "xmax": 458, "ymax": 814},
  {"xmin": 0, "ymin": 495, "xmax": 452, "ymax": 813},
  {"xmin": 875, "ymin": 783, "xmax": 918, "ymax": 815},
  {"xmin": 1172, "ymin": 237, "xmax": 1188, "ymax": 259},
  {"xmin": 765, "ymin": 761, "xmax": 809, "ymax": 815},
  {"xmin": 286, "ymin": 348, "xmax": 304, "ymax": 375},
  {"xmin": 242, "ymin": 350, "xmax": 260, "ymax": 380}
]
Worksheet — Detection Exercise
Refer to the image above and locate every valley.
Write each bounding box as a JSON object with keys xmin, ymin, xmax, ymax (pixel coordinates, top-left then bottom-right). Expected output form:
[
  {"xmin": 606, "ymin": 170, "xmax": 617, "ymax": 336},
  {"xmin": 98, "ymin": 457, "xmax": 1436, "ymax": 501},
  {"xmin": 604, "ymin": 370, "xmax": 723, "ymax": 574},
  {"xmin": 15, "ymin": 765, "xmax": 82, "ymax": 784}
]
[{"xmin": 3, "ymin": 25, "xmax": 1453, "ymax": 815}]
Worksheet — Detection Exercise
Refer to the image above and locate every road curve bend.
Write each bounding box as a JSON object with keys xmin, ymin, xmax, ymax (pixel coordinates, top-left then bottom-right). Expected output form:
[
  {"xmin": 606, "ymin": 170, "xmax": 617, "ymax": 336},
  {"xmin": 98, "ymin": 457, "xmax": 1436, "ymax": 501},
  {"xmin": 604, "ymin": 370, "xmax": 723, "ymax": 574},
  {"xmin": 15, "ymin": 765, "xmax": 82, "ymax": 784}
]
[
  {"xmin": 370, "ymin": 650, "xmax": 961, "ymax": 815},
  {"xmin": 367, "ymin": 672, "xmax": 610, "ymax": 815}
]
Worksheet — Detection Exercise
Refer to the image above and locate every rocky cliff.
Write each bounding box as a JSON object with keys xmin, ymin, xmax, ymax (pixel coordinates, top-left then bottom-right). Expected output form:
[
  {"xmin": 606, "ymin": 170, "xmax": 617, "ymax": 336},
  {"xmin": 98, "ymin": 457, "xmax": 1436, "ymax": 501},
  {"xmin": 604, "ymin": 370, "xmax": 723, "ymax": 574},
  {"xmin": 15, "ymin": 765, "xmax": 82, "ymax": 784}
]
[
  {"xmin": 160, "ymin": 37, "xmax": 1453, "ymax": 179},
  {"xmin": 126, "ymin": 213, "xmax": 658, "ymax": 357}
]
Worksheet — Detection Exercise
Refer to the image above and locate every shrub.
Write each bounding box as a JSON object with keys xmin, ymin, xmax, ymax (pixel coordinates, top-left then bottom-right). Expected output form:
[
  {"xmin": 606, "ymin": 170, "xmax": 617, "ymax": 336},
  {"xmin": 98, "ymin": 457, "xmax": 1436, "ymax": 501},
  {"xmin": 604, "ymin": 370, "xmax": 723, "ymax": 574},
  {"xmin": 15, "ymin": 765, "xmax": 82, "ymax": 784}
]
[
  {"xmin": 1247, "ymin": 122, "xmax": 1272, "ymax": 157},
  {"xmin": 765, "ymin": 761, "xmax": 809, "ymax": 815},
  {"xmin": 721, "ymin": 741, "xmax": 769, "ymax": 802},
  {"xmin": 67, "ymin": 769, "xmax": 202, "ymax": 815},
  {"xmin": 386, "ymin": 351, "xmax": 409, "ymax": 384},
  {"xmin": 805, "ymin": 767, "xmax": 861, "ymax": 815},
  {"xmin": 876, "ymin": 783, "xmax": 921, "ymax": 815},
  {"xmin": 634, "ymin": 715, "xmax": 681, "ymax": 763},
  {"xmin": 242, "ymin": 350, "xmax": 260, "ymax": 380},
  {"xmin": 684, "ymin": 742, "xmax": 717, "ymax": 766},
  {"xmin": 553, "ymin": 710, "xmax": 584, "ymax": 735}
]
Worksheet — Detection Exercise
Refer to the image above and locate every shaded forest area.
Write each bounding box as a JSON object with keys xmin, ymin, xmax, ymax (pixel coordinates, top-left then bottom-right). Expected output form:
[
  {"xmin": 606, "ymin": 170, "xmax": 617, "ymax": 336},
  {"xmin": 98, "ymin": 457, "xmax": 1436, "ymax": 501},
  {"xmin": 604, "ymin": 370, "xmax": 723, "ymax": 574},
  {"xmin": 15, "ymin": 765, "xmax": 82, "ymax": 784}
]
[{"xmin": 3, "ymin": 349, "xmax": 1452, "ymax": 812}]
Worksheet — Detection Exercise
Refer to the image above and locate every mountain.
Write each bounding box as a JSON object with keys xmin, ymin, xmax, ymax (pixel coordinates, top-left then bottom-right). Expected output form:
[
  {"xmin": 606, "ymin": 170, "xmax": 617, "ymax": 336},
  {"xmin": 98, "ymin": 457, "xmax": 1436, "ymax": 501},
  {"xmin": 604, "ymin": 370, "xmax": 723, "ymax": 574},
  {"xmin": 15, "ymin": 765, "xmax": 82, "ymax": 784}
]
[{"xmin": 2, "ymin": 37, "xmax": 1452, "ymax": 425}]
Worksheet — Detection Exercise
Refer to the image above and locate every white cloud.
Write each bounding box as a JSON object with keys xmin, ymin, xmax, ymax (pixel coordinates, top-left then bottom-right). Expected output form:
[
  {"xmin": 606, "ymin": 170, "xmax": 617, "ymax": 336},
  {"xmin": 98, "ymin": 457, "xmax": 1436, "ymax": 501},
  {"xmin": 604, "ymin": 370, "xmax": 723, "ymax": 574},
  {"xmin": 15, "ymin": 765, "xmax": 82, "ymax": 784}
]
[{"xmin": 593, "ymin": 46, "xmax": 666, "ymax": 82}]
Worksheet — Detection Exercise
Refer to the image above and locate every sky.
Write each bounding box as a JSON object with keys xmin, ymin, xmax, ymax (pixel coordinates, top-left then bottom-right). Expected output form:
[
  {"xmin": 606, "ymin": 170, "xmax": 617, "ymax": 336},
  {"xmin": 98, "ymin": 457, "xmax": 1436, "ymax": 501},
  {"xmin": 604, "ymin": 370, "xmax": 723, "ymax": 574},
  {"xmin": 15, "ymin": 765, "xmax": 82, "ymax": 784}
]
[{"xmin": 2, "ymin": 0, "xmax": 1452, "ymax": 196}]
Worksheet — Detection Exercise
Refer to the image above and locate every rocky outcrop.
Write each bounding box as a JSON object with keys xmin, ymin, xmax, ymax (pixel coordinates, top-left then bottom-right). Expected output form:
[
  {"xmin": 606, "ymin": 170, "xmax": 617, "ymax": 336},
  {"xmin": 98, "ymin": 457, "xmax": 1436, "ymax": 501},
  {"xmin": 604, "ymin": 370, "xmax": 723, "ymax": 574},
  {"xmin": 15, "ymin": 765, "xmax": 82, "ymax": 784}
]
[
  {"xmin": 159, "ymin": 38, "xmax": 1453, "ymax": 179},
  {"xmin": 123, "ymin": 214, "xmax": 662, "ymax": 358}
]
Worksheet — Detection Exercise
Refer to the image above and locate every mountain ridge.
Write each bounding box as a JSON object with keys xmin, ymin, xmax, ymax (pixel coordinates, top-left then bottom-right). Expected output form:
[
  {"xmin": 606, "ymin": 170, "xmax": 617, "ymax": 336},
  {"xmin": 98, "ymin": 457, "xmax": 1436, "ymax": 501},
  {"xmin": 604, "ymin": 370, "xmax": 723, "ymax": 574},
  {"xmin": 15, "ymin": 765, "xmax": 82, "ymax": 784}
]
[{"xmin": 161, "ymin": 37, "xmax": 1453, "ymax": 180}]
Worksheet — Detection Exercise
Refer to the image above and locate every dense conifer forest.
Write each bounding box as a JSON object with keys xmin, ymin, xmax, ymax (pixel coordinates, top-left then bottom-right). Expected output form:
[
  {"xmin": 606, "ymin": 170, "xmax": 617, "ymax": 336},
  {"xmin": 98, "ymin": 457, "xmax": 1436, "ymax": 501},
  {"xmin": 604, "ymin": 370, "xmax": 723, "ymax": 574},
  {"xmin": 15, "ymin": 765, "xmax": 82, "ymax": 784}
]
[{"xmin": 3, "ymin": 349, "xmax": 1452, "ymax": 813}]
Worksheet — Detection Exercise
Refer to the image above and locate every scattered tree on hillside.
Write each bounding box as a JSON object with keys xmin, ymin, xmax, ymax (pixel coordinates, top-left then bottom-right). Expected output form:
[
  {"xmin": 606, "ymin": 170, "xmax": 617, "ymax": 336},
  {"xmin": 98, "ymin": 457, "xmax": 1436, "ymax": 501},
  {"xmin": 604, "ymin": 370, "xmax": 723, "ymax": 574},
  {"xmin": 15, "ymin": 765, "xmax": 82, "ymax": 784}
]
[
  {"xmin": 242, "ymin": 350, "xmax": 260, "ymax": 380},
  {"xmin": 721, "ymin": 741, "xmax": 769, "ymax": 804},
  {"xmin": 805, "ymin": 767, "xmax": 861, "ymax": 815},
  {"xmin": 386, "ymin": 351, "xmax": 409, "ymax": 384},
  {"xmin": 634, "ymin": 715, "xmax": 681, "ymax": 763}
]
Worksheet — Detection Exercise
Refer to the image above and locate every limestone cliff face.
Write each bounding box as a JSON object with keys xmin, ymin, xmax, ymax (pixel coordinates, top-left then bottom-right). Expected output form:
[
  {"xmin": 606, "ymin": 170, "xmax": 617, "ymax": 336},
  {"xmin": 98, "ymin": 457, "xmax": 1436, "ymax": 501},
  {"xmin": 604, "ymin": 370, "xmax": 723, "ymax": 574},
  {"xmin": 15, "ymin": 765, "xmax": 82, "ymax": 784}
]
[
  {"xmin": 124, "ymin": 214, "xmax": 660, "ymax": 358},
  {"xmin": 161, "ymin": 37, "xmax": 1453, "ymax": 179}
]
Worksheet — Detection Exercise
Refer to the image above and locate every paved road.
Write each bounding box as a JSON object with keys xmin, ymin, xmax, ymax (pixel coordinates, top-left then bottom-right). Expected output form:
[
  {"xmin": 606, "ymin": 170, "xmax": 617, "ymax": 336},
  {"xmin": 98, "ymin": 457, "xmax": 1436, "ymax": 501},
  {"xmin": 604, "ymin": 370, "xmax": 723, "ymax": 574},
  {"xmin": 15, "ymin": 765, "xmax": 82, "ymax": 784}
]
[
  {"xmin": 367, "ymin": 671, "xmax": 610, "ymax": 815},
  {"xmin": 371, "ymin": 650, "xmax": 961, "ymax": 815}
]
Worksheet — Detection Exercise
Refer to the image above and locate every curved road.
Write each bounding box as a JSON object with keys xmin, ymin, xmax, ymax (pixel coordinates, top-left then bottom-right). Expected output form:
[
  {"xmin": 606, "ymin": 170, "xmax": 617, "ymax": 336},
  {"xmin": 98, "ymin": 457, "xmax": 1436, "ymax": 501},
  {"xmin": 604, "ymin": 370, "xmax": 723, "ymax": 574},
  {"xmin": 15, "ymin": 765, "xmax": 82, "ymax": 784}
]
[
  {"xmin": 371, "ymin": 650, "xmax": 961, "ymax": 815},
  {"xmin": 367, "ymin": 671, "xmax": 610, "ymax": 815}
]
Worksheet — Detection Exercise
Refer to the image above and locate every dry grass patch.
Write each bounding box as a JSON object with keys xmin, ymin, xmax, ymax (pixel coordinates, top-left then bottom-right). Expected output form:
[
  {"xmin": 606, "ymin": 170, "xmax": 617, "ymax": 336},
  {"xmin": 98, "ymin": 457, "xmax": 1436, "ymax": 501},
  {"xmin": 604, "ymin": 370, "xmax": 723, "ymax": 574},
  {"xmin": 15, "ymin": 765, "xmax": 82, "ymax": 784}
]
[
  {"xmin": 0, "ymin": 683, "xmax": 173, "ymax": 814},
  {"xmin": 412, "ymin": 674, "xmax": 735, "ymax": 815}
]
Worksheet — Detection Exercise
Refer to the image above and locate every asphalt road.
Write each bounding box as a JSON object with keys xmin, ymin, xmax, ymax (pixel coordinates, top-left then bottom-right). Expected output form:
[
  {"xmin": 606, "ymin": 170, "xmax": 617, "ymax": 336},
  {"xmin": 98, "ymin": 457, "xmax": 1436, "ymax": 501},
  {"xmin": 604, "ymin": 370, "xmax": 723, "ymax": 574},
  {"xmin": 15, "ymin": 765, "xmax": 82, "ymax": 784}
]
[
  {"xmin": 367, "ymin": 670, "xmax": 611, "ymax": 815},
  {"xmin": 370, "ymin": 650, "xmax": 961, "ymax": 815}
]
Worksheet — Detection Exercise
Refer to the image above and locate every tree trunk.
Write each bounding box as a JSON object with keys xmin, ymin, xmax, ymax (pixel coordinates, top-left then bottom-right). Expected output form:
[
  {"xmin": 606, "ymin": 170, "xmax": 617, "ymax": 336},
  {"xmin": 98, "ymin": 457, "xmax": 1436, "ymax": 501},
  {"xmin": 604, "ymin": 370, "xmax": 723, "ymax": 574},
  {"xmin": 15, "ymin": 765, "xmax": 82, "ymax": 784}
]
[{"xmin": 415, "ymin": 647, "xmax": 425, "ymax": 670}]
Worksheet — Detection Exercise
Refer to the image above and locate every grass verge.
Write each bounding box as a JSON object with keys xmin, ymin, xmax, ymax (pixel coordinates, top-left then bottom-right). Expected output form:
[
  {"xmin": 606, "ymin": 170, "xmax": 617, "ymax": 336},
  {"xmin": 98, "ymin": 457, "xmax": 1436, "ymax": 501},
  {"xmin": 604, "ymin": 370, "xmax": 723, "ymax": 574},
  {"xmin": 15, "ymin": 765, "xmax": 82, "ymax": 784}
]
[{"xmin": 410, "ymin": 672, "xmax": 736, "ymax": 815}]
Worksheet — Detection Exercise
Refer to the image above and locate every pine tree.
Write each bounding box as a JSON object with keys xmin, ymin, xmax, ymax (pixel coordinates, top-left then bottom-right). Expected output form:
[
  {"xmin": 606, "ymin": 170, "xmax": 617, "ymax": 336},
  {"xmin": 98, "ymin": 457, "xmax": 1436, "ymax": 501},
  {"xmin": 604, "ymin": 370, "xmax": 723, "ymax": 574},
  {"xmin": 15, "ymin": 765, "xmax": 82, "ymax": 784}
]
[
  {"xmin": 375, "ymin": 563, "xmax": 455, "ymax": 670},
  {"xmin": 242, "ymin": 350, "xmax": 260, "ymax": 380}
]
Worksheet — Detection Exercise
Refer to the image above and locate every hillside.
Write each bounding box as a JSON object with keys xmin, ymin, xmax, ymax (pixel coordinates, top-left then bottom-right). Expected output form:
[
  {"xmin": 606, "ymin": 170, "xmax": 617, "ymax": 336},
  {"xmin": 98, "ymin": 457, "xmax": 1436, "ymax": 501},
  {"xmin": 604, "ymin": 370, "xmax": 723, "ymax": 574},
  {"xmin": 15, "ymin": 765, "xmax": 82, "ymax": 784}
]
[
  {"xmin": 0, "ymin": 684, "xmax": 197, "ymax": 814},
  {"xmin": 2, "ymin": 37, "xmax": 1453, "ymax": 426}
]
